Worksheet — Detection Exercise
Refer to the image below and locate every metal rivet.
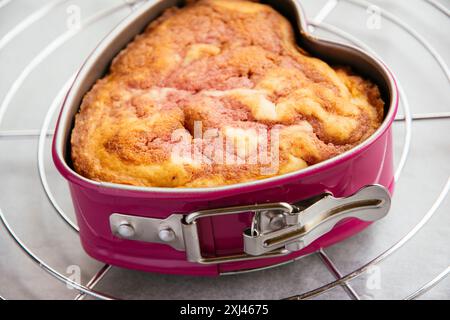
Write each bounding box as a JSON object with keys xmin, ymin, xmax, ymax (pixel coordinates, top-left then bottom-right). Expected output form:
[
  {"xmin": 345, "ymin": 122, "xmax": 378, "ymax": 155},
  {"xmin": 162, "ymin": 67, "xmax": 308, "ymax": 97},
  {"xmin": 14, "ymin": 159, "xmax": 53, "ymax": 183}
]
[
  {"xmin": 269, "ymin": 213, "xmax": 285, "ymax": 229},
  {"xmin": 117, "ymin": 222, "xmax": 135, "ymax": 238},
  {"xmin": 158, "ymin": 228, "xmax": 175, "ymax": 242}
]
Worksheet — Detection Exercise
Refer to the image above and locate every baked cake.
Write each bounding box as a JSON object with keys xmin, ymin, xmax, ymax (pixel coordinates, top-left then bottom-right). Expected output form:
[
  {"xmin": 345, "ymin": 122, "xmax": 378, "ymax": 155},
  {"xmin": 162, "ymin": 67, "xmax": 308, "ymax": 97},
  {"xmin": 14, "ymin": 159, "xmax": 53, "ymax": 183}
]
[{"xmin": 71, "ymin": 0, "xmax": 384, "ymax": 188}]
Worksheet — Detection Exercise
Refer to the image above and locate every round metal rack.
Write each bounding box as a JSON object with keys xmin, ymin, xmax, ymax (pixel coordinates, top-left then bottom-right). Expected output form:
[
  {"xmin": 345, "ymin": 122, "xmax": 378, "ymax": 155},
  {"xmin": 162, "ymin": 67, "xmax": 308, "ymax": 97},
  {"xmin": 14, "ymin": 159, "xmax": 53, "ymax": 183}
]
[{"xmin": 0, "ymin": 0, "xmax": 449, "ymax": 300}]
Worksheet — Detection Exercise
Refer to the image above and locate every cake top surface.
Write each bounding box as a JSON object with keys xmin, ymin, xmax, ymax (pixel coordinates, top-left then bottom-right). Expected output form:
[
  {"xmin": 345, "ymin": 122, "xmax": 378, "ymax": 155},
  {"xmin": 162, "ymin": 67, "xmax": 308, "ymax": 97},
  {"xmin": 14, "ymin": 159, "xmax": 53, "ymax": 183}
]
[{"xmin": 71, "ymin": 0, "xmax": 384, "ymax": 188}]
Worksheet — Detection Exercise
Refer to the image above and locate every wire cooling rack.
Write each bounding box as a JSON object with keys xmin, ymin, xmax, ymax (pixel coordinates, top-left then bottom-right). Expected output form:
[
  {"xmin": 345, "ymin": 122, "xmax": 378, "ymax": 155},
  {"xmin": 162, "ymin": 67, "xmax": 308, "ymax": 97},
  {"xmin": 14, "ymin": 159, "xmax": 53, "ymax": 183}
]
[{"xmin": 0, "ymin": 0, "xmax": 449, "ymax": 300}]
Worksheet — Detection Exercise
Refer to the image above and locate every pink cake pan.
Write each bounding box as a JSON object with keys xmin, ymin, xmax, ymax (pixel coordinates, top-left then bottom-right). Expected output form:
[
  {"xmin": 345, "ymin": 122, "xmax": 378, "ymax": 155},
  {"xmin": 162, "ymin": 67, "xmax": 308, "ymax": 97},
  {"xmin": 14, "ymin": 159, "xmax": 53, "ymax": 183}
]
[{"xmin": 52, "ymin": 0, "xmax": 399, "ymax": 276}]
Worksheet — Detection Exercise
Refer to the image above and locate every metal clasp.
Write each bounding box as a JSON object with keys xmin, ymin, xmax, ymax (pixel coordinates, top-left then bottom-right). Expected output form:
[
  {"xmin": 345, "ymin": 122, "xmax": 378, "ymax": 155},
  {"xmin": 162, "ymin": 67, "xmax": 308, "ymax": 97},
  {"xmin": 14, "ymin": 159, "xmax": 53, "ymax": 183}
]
[
  {"xmin": 110, "ymin": 185, "xmax": 391, "ymax": 265},
  {"xmin": 243, "ymin": 185, "xmax": 391, "ymax": 256},
  {"xmin": 182, "ymin": 203, "xmax": 294, "ymax": 264}
]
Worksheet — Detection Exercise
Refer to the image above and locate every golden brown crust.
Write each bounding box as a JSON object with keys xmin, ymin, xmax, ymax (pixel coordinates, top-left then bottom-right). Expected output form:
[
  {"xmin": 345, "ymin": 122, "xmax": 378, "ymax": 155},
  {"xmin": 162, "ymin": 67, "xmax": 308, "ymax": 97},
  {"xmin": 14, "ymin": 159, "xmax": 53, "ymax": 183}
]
[{"xmin": 71, "ymin": 0, "xmax": 384, "ymax": 188}]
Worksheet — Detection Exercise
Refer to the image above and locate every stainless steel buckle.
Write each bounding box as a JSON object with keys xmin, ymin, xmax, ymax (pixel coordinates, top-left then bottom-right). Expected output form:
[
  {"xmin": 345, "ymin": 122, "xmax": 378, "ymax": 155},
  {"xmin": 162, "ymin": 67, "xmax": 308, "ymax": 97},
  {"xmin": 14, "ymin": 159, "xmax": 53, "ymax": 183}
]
[
  {"xmin": 243, "ymin": 185, "xmax": 391, "ymax": 256},
  {"xmin": 182, "ymin": 184, "xmax": 390, "ymax": 264},
  {"xmin": 181, "ymin": 203, "xmax": 294, "ymax": 264},
  {"xmin": 110, "ymin": 184, "xmax": 391, "ymax": 265}
]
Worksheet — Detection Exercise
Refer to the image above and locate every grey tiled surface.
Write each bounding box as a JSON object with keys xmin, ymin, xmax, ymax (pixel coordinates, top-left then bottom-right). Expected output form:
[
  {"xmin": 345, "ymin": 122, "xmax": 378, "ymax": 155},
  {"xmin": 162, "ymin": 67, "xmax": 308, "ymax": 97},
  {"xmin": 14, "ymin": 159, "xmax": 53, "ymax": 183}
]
[{"xmin": 0, "ymin": 0, "xmax": 449, "ymax": 300}]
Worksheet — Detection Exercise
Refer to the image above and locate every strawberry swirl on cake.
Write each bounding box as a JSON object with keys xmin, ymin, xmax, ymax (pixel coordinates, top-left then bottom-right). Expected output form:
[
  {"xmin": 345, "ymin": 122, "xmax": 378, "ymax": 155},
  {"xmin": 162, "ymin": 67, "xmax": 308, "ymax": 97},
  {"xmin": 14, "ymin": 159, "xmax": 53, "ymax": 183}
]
[{"xmin": 71, "ymin": 0, "xmax": 384, "ymax": 188}]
